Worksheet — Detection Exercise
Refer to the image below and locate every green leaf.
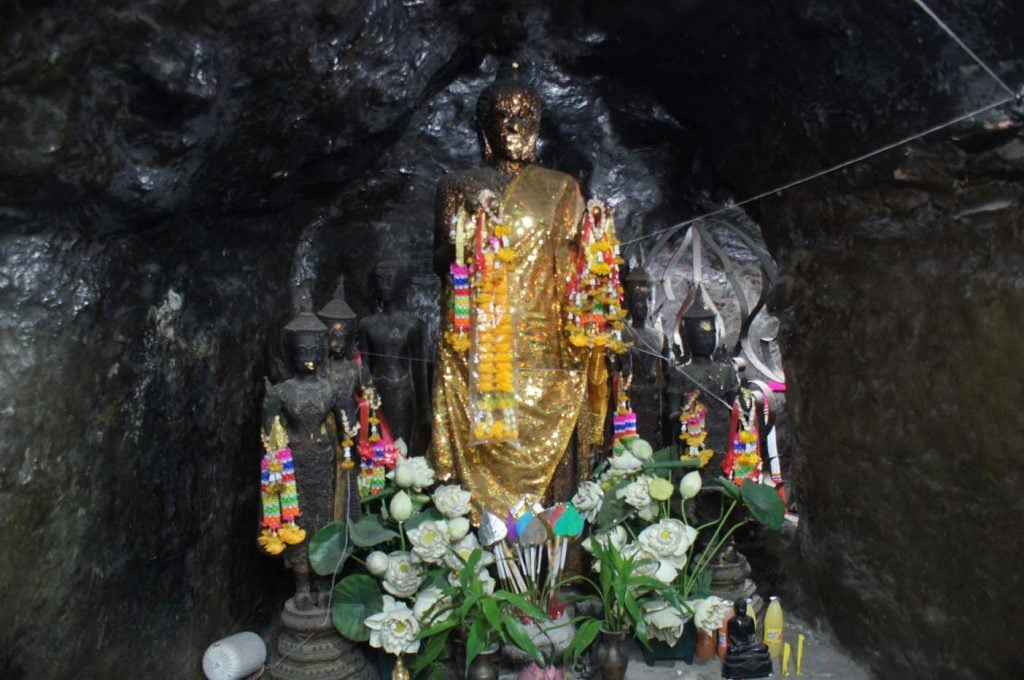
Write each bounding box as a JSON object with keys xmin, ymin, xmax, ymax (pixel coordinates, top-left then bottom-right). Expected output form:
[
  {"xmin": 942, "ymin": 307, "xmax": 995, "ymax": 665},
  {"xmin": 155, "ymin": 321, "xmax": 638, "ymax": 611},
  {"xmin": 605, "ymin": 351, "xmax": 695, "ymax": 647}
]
[
  {"xmin": 331, "ymin": 575, "xmax": 382, "ymax": 641},
  {"xmin": 413, "ymin": 629, "xmax": 448, "ymax": 674},
  {"xmin": 652, "ymin": 445, "xmax": 676, "ymax": 464},
  {"xmin": 465, "ymin": 618, "xmax": 485, "ymax": 673},
  {"xmin": 421, "ymin": 661, "xmax": 450, "ymax": 680},
  {"xmin": 482, "ymin": 597, "xmax": 502, "ymax": 632},
  {"xmin": 348, "ymin": 515, "xmax": 400, "ymax": 548},
  {"xmin": 308, "ymin": 521, "xmax": 351, "ymax": 576},
  {"xmin": 504, "ymin": 619, "xmax": 544, "ymax": 665},
  {"xmin": 715, "ymin": 476, "xmax": 742, "ymax": 501},
  {"xmin": 405, "ymin": 506, "xmax": 444, "ymax": 531},
  {"xmin": 565, "ymin": 618, "xmax": 601, "ymax": 666},
  {"xmin": 493, "ymin": 591, "xmax": 548, "ymax": 622},
  {"xmin": 594, "ymin": 482, "xmax": 630, "ymax": 531},
  {"xmin": 740, "ymin": 481, "xmax": 785, "ymax": 530}
]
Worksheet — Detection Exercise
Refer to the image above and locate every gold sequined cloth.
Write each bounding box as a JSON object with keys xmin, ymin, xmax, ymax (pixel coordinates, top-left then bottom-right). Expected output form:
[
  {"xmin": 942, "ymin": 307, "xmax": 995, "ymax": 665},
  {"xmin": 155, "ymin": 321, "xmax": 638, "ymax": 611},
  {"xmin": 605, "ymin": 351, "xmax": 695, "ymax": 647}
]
[{"xmin": 430, "ymin": 165, "xmax": 587, "ymax": 516}]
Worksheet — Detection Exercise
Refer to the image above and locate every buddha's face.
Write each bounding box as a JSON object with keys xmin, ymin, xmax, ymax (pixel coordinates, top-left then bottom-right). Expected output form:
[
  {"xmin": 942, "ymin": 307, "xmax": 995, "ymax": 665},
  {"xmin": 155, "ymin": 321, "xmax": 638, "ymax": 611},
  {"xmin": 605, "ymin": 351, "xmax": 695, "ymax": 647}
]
[
  {"xmin": 684, "ymin": 318, "xmax": 717, "ymax": 358},
  {"xmin": 326, "ymin": 320, "xmax": 355, "ymax": 359},
  {"xmin": 481, "ymin": 91, "xmax": 540, "ymax": 164},
  {"xmin": 374, "ymin": 263, "xmax": 406, "ymax": 303},
  {"xmin": 625, "ymin": 283, "xmax": 652, "ymax": 323},
  {"xmin": 287, "ymin": 332, "xmax": 325, "ymax": 375}
]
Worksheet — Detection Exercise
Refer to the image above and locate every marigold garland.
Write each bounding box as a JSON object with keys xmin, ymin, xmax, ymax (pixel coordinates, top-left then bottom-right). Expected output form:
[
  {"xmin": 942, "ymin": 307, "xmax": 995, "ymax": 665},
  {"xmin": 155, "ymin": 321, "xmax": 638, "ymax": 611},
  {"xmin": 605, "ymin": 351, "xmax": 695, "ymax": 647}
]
[
  {"xmin": 722, "ymin": 388, "xmax": 762, "ymax": 485},
  {"xmin": 566, "ymin": 199, "xmax": 628, "ymax": 353},
  {"xmin": 679, "ymin": 390, "xmax": 714, "ymax": 468}
]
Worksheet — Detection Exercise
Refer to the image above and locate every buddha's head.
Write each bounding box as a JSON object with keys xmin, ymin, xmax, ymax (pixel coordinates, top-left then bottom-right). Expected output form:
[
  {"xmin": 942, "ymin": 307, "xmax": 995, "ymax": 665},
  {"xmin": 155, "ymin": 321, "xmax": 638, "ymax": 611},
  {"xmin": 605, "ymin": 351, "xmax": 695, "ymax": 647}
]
[
  {"xmin": 683, "ymin": 287, "xmax": 718, "ymax": 359},
  {"xmin": 318, "ymin": 276, "xmax": 357, "ymax": 359},
  {"xmin": 625, "ymin": 266, "xmax": 655, "ymax": 327},
  {"xmin": 476, "ymin": 61, "xmax": 541, "ymax": 167},
  {"xmin": 373, "ymin": 259, "xmax": 409, "ymax": 305},
  {"xmin": 283, "ymin": 312, "xmax": 327, "ymax": 375}
]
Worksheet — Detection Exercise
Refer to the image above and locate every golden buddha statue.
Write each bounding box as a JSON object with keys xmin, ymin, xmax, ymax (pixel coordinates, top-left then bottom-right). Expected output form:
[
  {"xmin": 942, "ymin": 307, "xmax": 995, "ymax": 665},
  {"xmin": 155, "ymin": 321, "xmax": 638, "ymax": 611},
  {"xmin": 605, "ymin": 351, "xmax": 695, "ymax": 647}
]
[{"xmin": 429, "ymin": 62, "xmax": 593, "ymax": 517}]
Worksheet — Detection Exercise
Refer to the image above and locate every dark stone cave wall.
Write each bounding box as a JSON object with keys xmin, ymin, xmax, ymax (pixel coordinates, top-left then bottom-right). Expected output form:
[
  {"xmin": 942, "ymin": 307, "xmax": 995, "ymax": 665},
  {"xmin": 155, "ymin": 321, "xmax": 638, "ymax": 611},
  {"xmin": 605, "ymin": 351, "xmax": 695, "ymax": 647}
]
[{"xmin": 2, "ymin": 1, "xmax": 1023, "ymax": 678}]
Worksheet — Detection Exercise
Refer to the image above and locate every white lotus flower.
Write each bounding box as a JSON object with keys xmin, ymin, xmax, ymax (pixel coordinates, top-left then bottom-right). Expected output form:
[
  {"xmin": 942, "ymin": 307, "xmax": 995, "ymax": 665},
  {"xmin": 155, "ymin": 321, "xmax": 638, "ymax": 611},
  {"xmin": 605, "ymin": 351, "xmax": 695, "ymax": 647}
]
[
  {"xmin": 691, "ymin": 596, "xmax": 730, "ymax": 634},
  {"xmin": 620, "ymin": 542, "xmax": 659, "ymax": 579},
  {"xmin": 365, "ymin": 595, "xmax": 421, "ymax": 655},
  {"xmin": 388, "ymin": 456, "xmax": 435, "ymax": 492},
  {"xmin": 636, "ymin": 519, "xmax": 697, "ymax": 583},
  {"xmin": 446, "ymin": 516, "xmax": 471, "ymax": 542},
  {"xmin": 406, "ymin": 520, "xmax": 450, "ymax": 565},
  {"xmin": 572, "ymin": 481, "xmax": 604, "ymax": 522},
  {"xmin": 413, "ymin": 586, "xmax": 452, "ymax": 625},
  {"xmin": 448, "ymin": 567, "xmax": 495, "ymax": 595},
  {"xmin": 444, "ymin": 532, "xmax": 495, "ymax": 571},
  {"xmin": 366, "ymin": 550, "xmax": 390, "ymax": 577},
  {"xmin": 642, "ymin": 598, "xmax": 690, "ymax": 645},
  {"xmin": 382, "ymin": 551, "xmax": 424, "ymax": 599},
  {"xmin": 617, "ymin": 475, "xmax": 655, "ymax": 509},
  {"xmin": 433, "ymin": 484, "xmax": 473, "ymax": 518}
]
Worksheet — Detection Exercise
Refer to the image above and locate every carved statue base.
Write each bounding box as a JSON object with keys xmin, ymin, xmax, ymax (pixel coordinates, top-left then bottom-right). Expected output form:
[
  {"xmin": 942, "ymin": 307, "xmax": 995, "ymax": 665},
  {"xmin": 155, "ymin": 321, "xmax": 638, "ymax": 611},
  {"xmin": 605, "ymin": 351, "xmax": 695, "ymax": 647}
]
[
  {"xmin": 709, "ymin": 545, "xmax": 762, "ymax": 618},
  {"xmin": 269, "ymin": 597, "xmax": 372, "ymax": 680}
]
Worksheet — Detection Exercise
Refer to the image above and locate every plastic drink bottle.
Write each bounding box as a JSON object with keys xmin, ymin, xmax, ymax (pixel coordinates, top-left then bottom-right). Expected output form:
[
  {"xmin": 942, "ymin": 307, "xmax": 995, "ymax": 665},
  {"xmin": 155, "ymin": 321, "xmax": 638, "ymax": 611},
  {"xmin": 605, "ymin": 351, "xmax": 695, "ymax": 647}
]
[
  {"xmin": 763, "ymin": 595, "xmax": 784, "ymax": 658},
  {"xmin": 716, "ymin": 600, "xmax": 735, "ymax": 660}
]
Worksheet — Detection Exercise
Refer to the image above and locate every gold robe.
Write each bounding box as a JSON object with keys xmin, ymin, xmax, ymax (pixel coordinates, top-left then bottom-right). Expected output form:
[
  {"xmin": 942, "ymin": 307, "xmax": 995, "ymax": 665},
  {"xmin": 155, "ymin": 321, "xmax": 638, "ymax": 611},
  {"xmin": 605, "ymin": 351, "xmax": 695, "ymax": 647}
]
[{"xmin": 430, "ymin": 165, "xmax": 587, "ymax": 515}]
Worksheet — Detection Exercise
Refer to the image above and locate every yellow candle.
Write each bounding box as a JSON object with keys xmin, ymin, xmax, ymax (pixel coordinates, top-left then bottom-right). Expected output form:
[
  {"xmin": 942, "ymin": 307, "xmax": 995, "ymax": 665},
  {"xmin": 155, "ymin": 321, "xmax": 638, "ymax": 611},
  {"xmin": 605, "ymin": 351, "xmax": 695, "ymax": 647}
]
[
  {"xmin": 797, "ymin": 633, "xmax": 805, "ymax": 675},
  {"xmin": 782, "ymin": 642, "xmax": 791, "ymax": 676}
]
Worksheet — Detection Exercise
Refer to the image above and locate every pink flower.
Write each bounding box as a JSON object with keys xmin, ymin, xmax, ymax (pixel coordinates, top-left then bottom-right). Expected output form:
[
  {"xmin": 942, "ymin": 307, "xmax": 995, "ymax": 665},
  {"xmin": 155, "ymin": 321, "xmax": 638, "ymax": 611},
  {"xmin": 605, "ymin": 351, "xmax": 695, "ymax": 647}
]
[{"xmin": 516, "ymin": 663, "xmax": 564, "ymax": 680}]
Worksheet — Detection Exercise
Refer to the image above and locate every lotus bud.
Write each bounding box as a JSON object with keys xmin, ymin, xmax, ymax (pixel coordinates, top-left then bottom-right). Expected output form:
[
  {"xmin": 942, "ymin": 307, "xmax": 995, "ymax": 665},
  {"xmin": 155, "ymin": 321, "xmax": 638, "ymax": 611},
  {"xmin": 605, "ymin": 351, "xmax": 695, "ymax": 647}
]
[
  {"xmin": 393, "ymin": 437, "xmax": 409, "ymax": 458},
  {"xmin": 394, "ymin": 458, "xmax": 415, "ymax": 488},
  {"xmin": 366, "ymin": 550, "xmax": 390, "ymax": 576},
  {"xmin": 390, "ymin": 490, "xmax": 413, "ymax": 521},
  {"xmin": 679, "ymin": 471, "xmax": 702, "ymax": 499},
  {"xmin": 630, "ymin": 438, "xmax": 654, "ymax": 461},
  {"xmin": 446, "ymin": 517, "xmax": 470, "ymax": 542}
]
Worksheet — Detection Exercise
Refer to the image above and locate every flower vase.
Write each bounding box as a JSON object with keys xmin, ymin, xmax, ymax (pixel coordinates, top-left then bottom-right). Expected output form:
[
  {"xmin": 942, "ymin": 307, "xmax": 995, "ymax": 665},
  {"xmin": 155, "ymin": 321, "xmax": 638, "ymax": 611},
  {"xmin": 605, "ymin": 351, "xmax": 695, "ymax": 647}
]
[
  {"xmin": 640, "ymin": 619, "xmax": 697, "ymax": 666},
  {"xmin": 468, "ymin": 647, "xmax": 500, "ymax": 680},
  {"xmin": 595, "ymin": 630, "xmax": 629, "ymax": 680}
]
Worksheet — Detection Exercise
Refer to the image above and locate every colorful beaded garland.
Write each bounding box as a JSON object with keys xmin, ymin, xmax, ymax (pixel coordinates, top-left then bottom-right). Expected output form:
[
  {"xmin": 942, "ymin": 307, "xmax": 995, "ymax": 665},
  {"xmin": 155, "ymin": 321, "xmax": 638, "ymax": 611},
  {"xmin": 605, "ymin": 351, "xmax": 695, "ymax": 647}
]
[
  {"xmin": 679, "ymin": 390, "xmax": 714, "ymax": 468},
  {"xmin": 566, "ymin": 200, "xmax": 628, "ymax": 354}
]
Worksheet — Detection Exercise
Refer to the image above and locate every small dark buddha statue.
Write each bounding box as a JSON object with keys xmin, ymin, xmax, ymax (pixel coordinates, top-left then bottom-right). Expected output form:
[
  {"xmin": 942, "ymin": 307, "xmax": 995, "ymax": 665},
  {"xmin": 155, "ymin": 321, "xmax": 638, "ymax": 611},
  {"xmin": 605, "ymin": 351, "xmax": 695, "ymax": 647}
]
[
  {"xmin": 623, "ymin": 265, "xmax": 667, "ymax": 447},
  {"xmin": 317, "ymin": 276, "xmax": 363, "ymax": 524},
  {"xmin": 358, "ymin": 259, "xmax": 427, "ymax": 454},
  {"xmin": 262, "ymin": 311, "xmax": 343, "ymax": 610},
  {"xmin": 722, "ymin": 599, "xmax": 774, "ymax": 679}
]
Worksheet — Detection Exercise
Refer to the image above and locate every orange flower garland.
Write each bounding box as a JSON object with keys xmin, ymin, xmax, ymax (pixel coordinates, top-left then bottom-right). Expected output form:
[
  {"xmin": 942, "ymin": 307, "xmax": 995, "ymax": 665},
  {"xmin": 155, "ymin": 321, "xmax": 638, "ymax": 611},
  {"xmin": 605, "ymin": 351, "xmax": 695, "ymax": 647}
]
[{"xmin": 566, "ymin": 199, "xmax": 628, "ymax": 354}]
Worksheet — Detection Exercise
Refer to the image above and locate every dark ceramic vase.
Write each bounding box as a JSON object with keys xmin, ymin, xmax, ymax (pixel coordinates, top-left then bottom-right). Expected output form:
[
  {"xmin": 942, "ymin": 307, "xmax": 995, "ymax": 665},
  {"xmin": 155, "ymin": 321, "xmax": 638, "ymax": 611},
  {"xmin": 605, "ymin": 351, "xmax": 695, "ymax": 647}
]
[
  {"xmin": 468, "ymin": 647, "xmax": 500, "ymax": 680},
  {"xmin": 595, "ymin": 630, "xmax": 629, "ymax": 680}
]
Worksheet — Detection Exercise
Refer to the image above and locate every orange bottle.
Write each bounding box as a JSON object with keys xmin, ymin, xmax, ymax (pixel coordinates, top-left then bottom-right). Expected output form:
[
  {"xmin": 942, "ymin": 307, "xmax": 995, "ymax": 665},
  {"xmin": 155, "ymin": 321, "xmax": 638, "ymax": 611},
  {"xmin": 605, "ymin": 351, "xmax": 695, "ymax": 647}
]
[
  {"xmin": 716, "ymin": 600, "xmax": 735, "ymax": 660},
  {"xmin": 695, "ymin": 629, "xmax": 716, "ymax": 661}
]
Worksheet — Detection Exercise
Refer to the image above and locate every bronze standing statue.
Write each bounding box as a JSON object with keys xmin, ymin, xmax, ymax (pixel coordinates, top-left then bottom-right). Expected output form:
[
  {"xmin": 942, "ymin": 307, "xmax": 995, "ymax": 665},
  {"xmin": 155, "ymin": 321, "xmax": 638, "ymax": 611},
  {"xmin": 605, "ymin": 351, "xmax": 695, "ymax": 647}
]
[
  {"xmin": 358, "ymin": 260, "xmax": 428, "ymax": 454},
  {"xmin": 623, "ymin": 266, "xmax": 667, "ymax": 446}
]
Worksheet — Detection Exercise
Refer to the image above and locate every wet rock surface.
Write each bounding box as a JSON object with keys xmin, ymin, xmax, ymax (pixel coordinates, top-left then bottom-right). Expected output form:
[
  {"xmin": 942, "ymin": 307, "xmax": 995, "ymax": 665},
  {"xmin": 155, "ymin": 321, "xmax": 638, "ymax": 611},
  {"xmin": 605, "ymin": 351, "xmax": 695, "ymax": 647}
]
[{"xmin": 1, "ymin": 1, "xmax": 1023, "ymax": 678}]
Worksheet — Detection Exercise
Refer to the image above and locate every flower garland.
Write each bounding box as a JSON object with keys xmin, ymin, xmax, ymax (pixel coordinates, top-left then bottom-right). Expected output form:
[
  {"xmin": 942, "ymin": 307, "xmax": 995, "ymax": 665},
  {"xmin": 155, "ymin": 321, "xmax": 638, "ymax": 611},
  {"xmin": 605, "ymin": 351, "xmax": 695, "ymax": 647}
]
[
  {"xmin": 339, "ymin": 407, "xmax": 360, "ymax": 472},
  {"xmin": 444, "ymin": 208, "xmax": 473, "ymax": 352},
  {"xmin": 358, "ymin": 387, "xmax": 401, "ymax": 497},
  {"xmin": 566, "ymin": 200, "xmax": 628, "ymax": 354},
  {"xmin": 258, "ymin": 416, "xmax": 306, "ymax": 555},
  {"xmin": 679, "ymin": 390, "xmax": 714, "ymax": 468},
  {"xmin": 469, "ymin": 191, "xmax": 518, "ymax": 443},
  {"xmin": 722, "ymin": 388, "xmax": 761, "ymax": 484},
  {"xmin": 612, "ymin": 373, "xmax": 637, "ymax": 443}
]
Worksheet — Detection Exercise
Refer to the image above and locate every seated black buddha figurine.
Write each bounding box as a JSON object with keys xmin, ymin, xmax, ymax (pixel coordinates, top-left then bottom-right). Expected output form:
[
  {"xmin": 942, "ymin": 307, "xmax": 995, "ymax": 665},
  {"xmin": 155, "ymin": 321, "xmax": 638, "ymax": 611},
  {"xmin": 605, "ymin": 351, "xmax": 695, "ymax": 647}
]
[
  {"xmin": 262, "ymin": 311, "xmax": 345, "ymax": 610},
  {"xmin": 358, "ymin": 259, "xmax": 428, "ymax": 454},
  {"xmin": 317, "ymin": 276, "xmax": 363, "ymax": 524},
  {"xmin": 623, "ymin": 266, "xmax": 667, "ymax": 447},
  {"xmin": 722, "ymin": 599, "xmax": 773, "ymax": 679}
]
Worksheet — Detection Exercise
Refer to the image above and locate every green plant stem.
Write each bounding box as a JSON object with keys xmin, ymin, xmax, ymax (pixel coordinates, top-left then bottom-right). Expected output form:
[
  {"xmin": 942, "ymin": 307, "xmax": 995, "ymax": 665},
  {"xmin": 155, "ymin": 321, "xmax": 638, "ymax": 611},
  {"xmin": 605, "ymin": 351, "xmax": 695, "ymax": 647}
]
[
  {"xmin": 683, "ymin": 507, "xmax": 750, "ymax": 597},
  {"xmin": 398, "ymin": 521, "xmax": 406, "ymax": 551}
]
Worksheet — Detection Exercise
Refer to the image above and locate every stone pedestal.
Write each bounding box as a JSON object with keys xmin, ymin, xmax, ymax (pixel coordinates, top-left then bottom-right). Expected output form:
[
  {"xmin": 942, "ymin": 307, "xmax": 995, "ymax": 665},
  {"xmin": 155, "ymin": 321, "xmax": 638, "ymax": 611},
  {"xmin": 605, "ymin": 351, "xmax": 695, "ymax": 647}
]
[
  {"xmin": 269, "ymin": 597, "xmax": 372, "ymax": 680},
  {"xmin": 708, "ymin": 544, "xmax": 762, "ymax": 617}
]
